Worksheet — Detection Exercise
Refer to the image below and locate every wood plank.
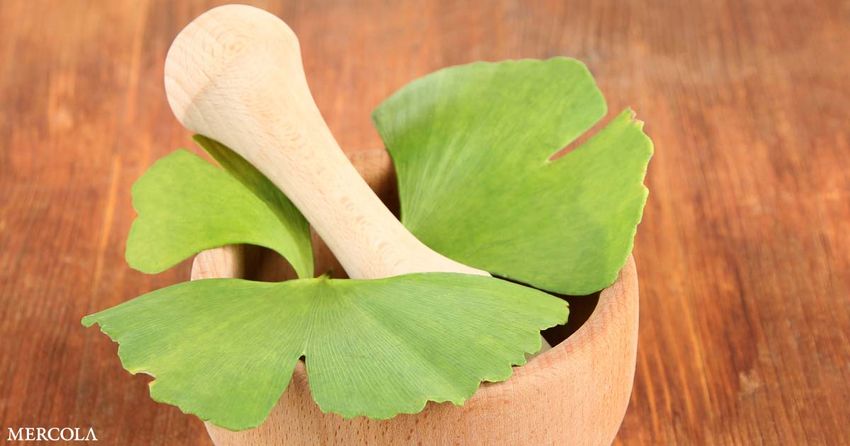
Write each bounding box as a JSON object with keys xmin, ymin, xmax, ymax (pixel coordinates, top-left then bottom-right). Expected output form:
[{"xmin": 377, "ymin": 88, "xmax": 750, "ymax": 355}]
[{"xmin": 1, "ymin": 0, "xmax": 848, "ymax": 444}]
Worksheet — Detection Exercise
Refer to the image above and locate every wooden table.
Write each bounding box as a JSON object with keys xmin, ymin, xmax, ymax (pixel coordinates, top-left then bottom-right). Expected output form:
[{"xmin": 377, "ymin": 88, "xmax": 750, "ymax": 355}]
[{"xmin": 1, "ymin": 0, "xmax": 848, "ymax": 444}]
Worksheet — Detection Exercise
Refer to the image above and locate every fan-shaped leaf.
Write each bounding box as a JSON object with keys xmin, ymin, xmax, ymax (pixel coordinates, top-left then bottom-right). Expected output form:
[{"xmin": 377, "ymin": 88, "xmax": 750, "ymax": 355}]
[
  {"xmin": 374, "ymin": 58, "xmax": 652, "ymax": 295},
  {"xmin": 82, "ymin": 274, "xmax": 567, "ymax": 430},
  {"xmin": 125, "ymin": 149, "xmax": 313, "ymax": 278}
]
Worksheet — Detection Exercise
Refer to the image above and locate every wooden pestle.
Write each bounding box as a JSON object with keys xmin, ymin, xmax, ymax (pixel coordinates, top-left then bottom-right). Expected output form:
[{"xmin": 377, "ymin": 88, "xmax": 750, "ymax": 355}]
[
  {"xmin": 164, "ymin": 4, "xmax": 550, "ymax": 351},
  {"xmin": 164, "ymin": 4, "xmax": 484, "ymax": 280}
]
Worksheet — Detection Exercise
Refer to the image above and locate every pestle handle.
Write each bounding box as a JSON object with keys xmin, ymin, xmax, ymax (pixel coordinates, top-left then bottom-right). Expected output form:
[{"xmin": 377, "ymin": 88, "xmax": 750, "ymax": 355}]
[{"xmin": 163, "ymin": 5, "xmax": 483, "ymax": 280}]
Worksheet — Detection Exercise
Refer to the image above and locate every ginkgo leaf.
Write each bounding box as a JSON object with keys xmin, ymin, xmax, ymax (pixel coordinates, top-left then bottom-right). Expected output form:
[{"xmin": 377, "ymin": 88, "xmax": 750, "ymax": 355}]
[
  {"xmin": 82, "ymin": 273, "xmax": 567, "ymax": 430},
  {"xmin": 374, "ymin": 57, "xmax": 652, "ymax": 295},
  {"xmin": 125, "ymin": 149, "xmax": 313, "ymax": 278}
]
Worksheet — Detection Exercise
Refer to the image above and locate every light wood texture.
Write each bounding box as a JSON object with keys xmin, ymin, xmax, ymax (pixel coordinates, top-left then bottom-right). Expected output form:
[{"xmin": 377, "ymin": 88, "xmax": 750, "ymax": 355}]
[
  {"xmin": 191, "ymin": 150, "xmax": 640, "ymax": 445},
  {"xmin": 165, "ymin": 4, "xmax": 482, "ymax": 280},
  {"xmin": 2, "ymin": 1, "xmax": 849, "ymax": 444}
]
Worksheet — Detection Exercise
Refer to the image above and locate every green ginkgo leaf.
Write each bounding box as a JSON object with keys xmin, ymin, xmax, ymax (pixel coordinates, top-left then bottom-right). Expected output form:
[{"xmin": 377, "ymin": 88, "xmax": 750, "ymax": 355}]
[
  {"xmin": 374, "ymin": 57, "xmax": 652, "ymax": 295},
  {"xmin": 125, "ymin": 149, "xmax": 313, "ymax": 278},
  {"xmin": 82, "ymin": 273, "xmax": 567, "ymax": 430}
]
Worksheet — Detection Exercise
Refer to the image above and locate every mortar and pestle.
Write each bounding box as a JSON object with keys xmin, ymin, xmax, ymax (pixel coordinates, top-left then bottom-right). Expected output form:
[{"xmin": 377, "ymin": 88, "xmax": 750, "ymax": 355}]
[{"xmin": 165, "ymin": 5, "xmax": 638, "ymax": 445}]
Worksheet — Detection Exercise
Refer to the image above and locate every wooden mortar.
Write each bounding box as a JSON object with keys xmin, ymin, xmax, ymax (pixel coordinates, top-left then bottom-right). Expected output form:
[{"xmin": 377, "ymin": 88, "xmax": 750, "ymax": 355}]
[{"xmin": 191, "ymin": 150, "xmax": 639, "ymax": 446}]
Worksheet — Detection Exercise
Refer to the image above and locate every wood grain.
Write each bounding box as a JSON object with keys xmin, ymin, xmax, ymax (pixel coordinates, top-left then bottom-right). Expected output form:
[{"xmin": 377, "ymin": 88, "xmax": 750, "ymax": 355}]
[{"xmin": 1, "ymin": 0, "xmax": 848, "ymax": 444}]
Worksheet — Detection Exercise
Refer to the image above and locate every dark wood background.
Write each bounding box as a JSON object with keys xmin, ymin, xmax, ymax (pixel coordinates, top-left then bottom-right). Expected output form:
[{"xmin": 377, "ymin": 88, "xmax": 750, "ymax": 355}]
[{"xmin": 1, "ymin": 0, "xmax": 848, "ymax": 444}]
